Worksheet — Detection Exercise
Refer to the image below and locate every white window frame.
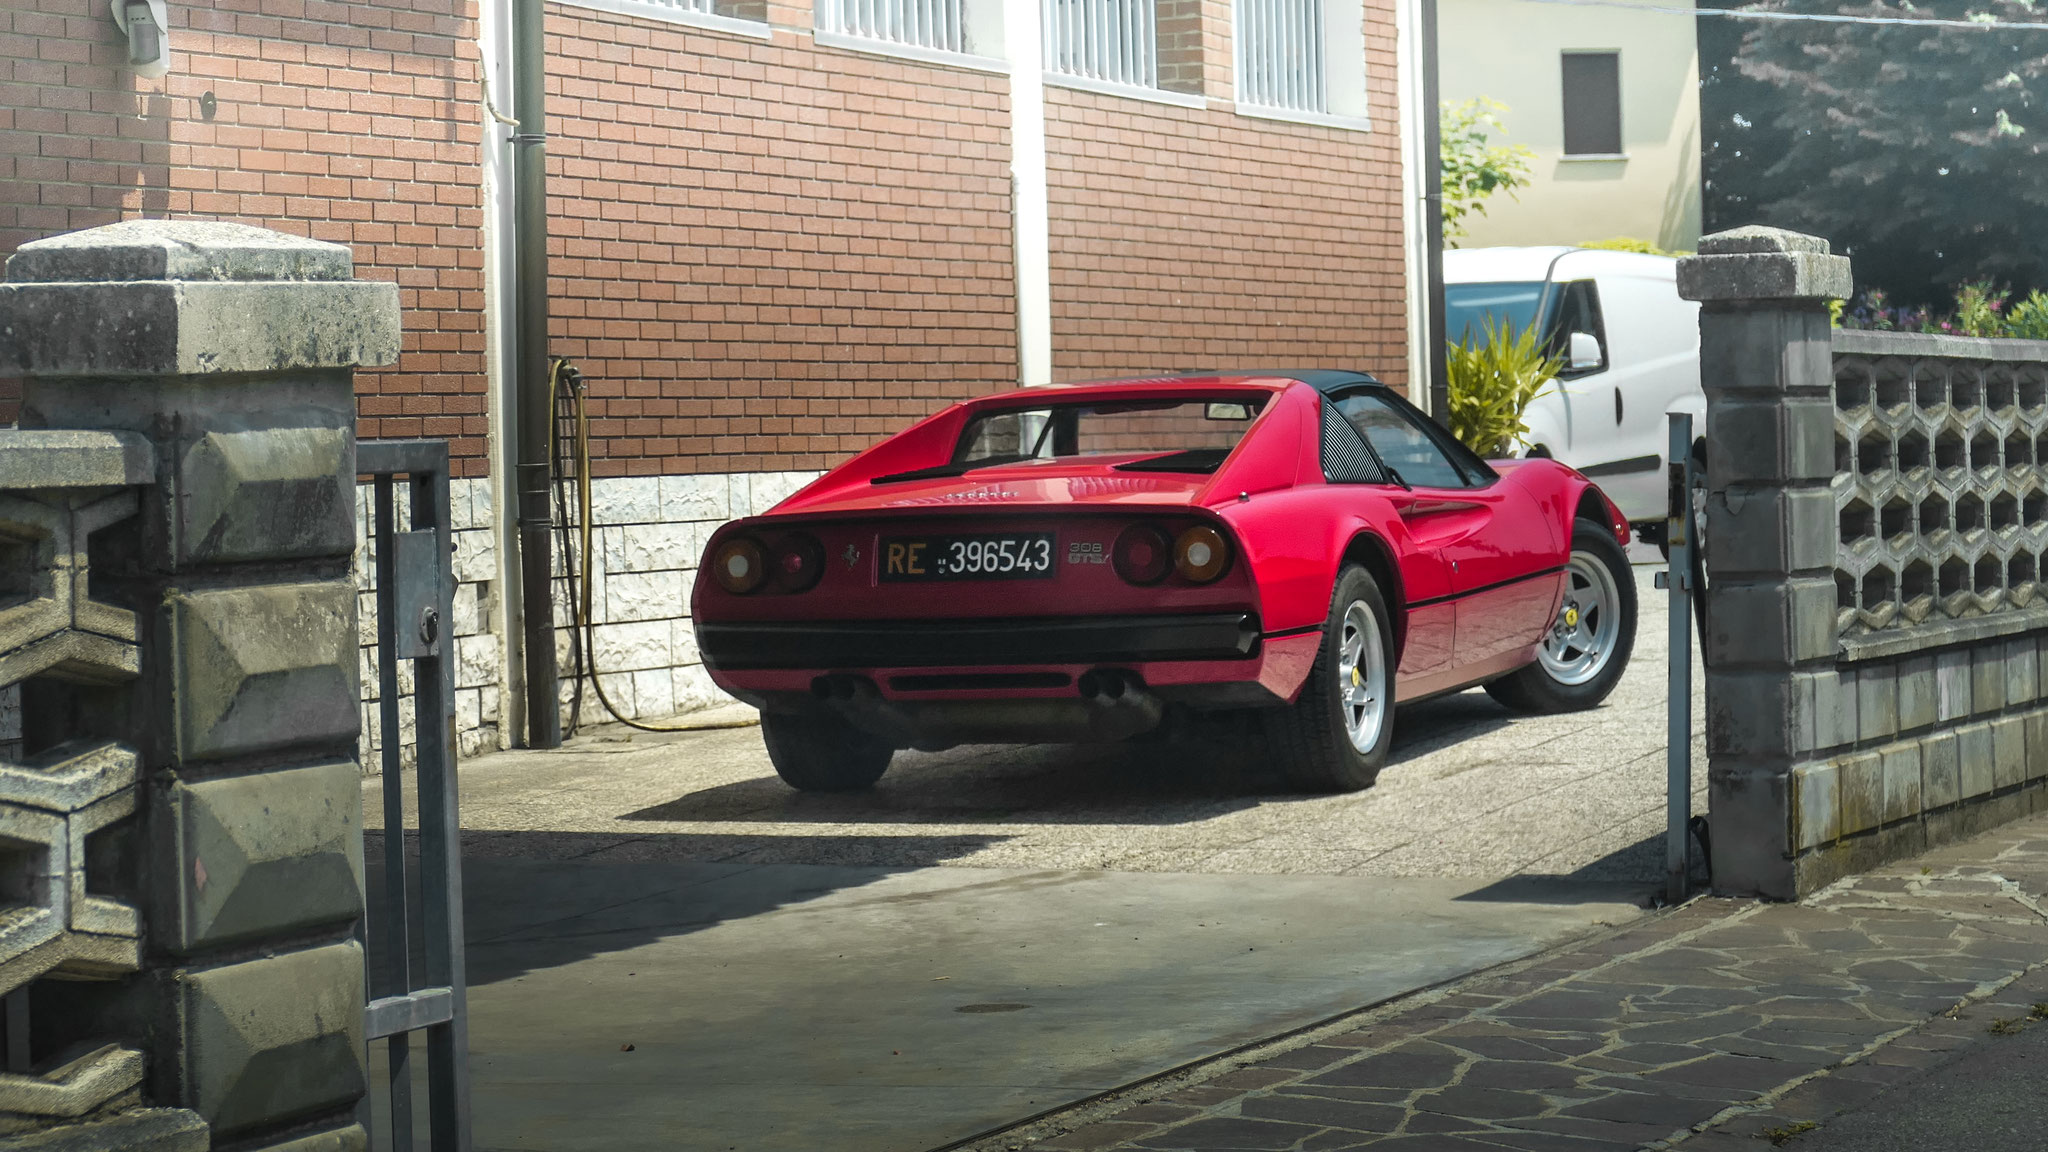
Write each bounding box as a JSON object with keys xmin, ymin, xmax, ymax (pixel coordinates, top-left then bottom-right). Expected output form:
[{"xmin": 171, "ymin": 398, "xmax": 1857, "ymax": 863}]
[
  {"xmin": 1042, "ymin": 0, "xmax": 1208, "ymax": 107},
  {"xmin": 1045, "ymin": 0, "xmax": 1156, "ymax": 89},
  {"xmin": 557, "ymin": 0, "xmax": 774, "ymax": 41},
  {"xmin": 1231, "ymin": 0, "xmax": 1369, "ymax": 131},
  {"xmin": 814, "ymin": 0, "xmax": 1009, "ymax": 71}
]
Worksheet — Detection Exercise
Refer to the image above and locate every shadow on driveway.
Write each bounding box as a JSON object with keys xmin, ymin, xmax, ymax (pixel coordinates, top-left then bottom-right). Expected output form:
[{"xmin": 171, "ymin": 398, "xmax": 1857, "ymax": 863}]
[
  {"xmin": 613, "ymin": 690, "xmax": 1518, "ymax": 827},
  {"xmin": 367, "ymin": 830, "xmax": 1008, "ymax": 987}
]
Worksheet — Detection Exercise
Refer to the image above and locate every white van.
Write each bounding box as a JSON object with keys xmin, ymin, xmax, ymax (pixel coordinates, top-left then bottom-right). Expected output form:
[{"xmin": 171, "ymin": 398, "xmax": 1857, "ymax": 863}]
[{"xmin": 1443, "ymin": 246, "xmax": 1702, "ymax": 530}]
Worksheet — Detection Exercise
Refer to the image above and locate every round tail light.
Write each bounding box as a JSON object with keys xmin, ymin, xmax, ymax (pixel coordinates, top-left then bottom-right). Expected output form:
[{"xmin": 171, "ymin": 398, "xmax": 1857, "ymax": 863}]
[
  {"xmin": 711, "ymin": 536, "xmax": 767, "ymax": 594},
  {"xmin": 1174, "ymin": 525, "xmax": 1230, "ymax": 583},
  {"xmin": 1113, "ymin": 523, "xmax": 1172, "ymax": 585},
  {"xmin": 772, "ymin": 533, "xmax": 824, "ymax": 592}
]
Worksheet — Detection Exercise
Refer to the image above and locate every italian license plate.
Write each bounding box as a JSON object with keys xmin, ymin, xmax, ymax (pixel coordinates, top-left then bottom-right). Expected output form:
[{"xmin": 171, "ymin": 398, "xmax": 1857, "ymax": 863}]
[{"xmin": 879, "ymin": 532, "xmax": 1057, "ymax": 582}]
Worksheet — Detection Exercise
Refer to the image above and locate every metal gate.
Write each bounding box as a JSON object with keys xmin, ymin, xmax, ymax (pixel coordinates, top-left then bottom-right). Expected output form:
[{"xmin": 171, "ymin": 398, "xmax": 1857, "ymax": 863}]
[
  {"xmin": 359, "ymin": 438, "xmax": 472, "ymax": 1151},
  {"xmin": 1658, "ymin": 413, "xmax": 1710, "ymax": 904}
]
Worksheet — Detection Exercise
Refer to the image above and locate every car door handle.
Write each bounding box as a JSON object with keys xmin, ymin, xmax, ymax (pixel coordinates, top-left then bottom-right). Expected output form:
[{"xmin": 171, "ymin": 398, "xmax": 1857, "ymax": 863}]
[
  {"xmin": 1614, "ymin": 388, "xmax": 1624, "ymax": 425},
  {"xmin": 1396, "ymin": 498, "xmax": 1480, "ymax": 519}
]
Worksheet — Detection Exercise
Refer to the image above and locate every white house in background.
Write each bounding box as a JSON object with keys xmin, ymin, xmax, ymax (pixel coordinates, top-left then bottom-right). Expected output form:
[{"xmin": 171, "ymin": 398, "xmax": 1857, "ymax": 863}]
[{"xmin": 1438, "ymin": 0, "xmax": 1703, "ymax": 252}]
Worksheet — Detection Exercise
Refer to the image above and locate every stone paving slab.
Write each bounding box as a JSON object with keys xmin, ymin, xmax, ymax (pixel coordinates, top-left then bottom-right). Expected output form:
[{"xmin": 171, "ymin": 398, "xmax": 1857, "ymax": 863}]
[{"xmin": 963, "ymin": 818, "xmax": 2048, "ymax": 1152}]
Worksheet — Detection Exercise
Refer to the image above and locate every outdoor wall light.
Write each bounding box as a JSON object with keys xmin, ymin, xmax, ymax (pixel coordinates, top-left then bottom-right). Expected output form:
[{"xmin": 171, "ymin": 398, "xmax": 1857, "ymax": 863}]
[{"xmin": 110, "ymin": 0, "xmax": 171, "ymax": 78}]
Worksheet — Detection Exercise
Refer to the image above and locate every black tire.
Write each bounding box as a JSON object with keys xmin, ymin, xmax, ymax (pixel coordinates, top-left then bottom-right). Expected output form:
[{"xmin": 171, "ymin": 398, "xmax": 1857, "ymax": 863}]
[
  {"xmin": 1486, "ymin": 518, "xmax": 1637, "ymax": 714},
  {"xmin": 760, "ymin": 710, "xmax": 894, "ymax": 792},
  {"xmin": 1267, "ymin": 565, "xmax": 1397, "ymax": 793}
]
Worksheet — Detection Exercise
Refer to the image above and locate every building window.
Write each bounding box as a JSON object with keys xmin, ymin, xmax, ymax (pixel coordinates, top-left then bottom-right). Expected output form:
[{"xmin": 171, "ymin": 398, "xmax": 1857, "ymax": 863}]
[
  {"xmin": 1561, "ymin": 51, "xmax": 1623, "ymax": 156},
  {"xmin": 1046, "ymin": 0, "xmax": 1158, "ymax": 89},
  {"xmin": 559, "ymin": 0, "xmax": 768, "ymax": 34},
  {"xmin": 1231, "ymin": 0, "xmax": 1367, "ymax": 126},
  {"xmin": 1236, "ymin": 0, "xmax": 1325, "ymax": 113},
  {"xmin": 819, "ymin": 0, "xmax": 968, "ymax": 53}
]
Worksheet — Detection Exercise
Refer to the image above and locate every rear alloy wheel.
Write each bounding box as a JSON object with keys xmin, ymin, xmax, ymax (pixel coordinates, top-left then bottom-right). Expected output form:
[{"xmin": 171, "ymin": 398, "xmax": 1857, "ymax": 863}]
[
  {"xmin": 1268, "ymin": 565, "xmax": 1396, "ymax": 793},
  {"xmin": 761, "ymin": 710, "xmax": 894, "ymax": 792},
  {"xmin": 1486, "ymin": 519, "xmax": 1637, "ymax": 714}
]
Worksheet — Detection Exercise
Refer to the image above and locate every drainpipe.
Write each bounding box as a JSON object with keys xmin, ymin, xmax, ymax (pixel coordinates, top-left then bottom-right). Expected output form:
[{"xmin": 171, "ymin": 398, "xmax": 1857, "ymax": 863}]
[
  {"xmin": 1006, "ymin": 0, "xmax": 1052, "ymax": 386},
  {"xmin": 1422, "ymin": 0, "xmax": 1447, "ymax": 421},
  {"xmin": 512, "ymin": 0, "xmax": 561, "ymax": 747}
]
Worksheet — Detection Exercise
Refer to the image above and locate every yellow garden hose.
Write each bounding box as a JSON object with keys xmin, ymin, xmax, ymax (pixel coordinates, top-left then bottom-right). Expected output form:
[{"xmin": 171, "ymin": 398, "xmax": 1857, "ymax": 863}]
[{"xmin": 549, "ymin": 359, "xmax": 754, "ymax": 735}]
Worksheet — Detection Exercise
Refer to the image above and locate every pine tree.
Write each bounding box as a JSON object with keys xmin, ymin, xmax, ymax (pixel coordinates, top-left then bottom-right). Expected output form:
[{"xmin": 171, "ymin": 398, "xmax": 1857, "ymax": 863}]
[{"xmin": 1714, "ymin": 1, "xmax": 2048, "ymax": 304}]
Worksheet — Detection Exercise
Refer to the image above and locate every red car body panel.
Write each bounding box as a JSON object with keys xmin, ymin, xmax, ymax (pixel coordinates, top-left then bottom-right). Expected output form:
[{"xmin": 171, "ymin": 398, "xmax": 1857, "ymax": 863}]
[{"xmin": 691, "ymin": 374, "xmax": 1629, "ymax": 746}]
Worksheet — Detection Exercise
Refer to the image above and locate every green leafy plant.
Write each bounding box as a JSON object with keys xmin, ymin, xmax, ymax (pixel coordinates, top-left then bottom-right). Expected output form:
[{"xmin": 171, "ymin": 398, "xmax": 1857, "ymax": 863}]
[
  {"xmin": 1441, "ymin": 99, "xmax": 1534, "ymax": 246},
  {"xmin": 1989, "ymin": 1016, "xmax": 2024, "ymax": 1035},
  {"xmin": 1447, "ymin": 318, "xmax": 1560, "ymax": 458},
  {"xmin": 2009, "ymin": 290, "xmax": 2048, "ymax": 340}
]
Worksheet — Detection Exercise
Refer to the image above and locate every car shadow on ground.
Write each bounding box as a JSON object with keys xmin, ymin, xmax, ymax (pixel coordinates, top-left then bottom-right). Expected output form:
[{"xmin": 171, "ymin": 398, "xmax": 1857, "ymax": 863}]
[
  {"xmin": 615, "ymin": 690, "xmax": 1521, "ymax": 826},
  {"xmin": 367, "ymin": 829, "xmax": 1010, "ymax": 987}
]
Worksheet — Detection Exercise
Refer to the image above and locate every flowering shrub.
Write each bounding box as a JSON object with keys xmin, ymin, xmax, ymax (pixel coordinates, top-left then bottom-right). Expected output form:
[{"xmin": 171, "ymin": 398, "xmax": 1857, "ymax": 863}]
[{"xmin": 1837, "ymin": 281, "xmax": 2048, "ymax": 339}]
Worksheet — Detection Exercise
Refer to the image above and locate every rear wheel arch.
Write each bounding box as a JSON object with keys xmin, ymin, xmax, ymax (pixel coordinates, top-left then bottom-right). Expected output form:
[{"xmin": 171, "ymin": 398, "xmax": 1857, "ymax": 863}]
[
  {"xmin": 1340, "ymin": 530, "xmax": 1405, "ymax": 661},
  {"xmin": 1573, "ymin": 487, "xmax": 1611, "ymax": 527}
]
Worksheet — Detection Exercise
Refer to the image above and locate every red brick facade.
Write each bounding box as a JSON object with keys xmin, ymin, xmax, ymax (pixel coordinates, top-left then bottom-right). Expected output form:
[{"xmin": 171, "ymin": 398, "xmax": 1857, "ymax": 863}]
[
  {"xmin": 1, "ymin": 0, "xmax": 490, "ymax": 468},
  {"xmin": 545, "ymin": 4, "xmax": 1019, "ymax": 478},
  {"xmin": 1046, "ymin": 88, "xmax": 1408, "ymax": 390},
  {"xmin": 5, "ymin": 0, "xmax": 1412, "ymax": 473}
]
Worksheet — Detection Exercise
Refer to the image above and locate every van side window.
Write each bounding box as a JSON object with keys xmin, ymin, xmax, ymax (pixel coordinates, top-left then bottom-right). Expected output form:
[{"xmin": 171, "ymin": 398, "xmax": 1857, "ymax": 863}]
[{"xmin": 1547, "ymin": 279, "xmax": 1607, "ymax": 376}]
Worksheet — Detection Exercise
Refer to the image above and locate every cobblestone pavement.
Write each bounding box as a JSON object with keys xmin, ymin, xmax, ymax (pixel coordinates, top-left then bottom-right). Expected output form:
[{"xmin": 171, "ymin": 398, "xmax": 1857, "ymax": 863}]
[{"xmin": 963, "ymin": 815, "xmax": 2048, "ymax": 1152}]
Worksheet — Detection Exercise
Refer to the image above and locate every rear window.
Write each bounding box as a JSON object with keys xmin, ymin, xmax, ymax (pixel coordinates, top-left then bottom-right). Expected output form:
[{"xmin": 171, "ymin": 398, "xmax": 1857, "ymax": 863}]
[{"xmin": 953, "ymin": 396, "xmax": 1269, "ymax": 475}]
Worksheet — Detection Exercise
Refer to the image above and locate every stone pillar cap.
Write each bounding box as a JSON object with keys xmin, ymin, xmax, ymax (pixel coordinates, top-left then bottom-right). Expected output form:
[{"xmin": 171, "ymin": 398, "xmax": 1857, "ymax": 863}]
[
  {"xmin": 1696, "ymin": 226, "xmax": 1836, "ymax": 257},
  {"xmin": 1678, "ymin": 226, "xmax": 1853, "ymax": 304},
  {"xmin": 0, "ymin": 220, "xmax": 396, "ymax": 376},
  {"xmin": 5, "ymin": 220, "xmax": 353, "ymax": 284}
]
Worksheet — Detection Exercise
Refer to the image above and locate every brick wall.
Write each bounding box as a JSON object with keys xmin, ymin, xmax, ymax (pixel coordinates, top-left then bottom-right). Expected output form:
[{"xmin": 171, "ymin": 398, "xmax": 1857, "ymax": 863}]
[
  {"xmin": 0, "ymin": 0, "xmax": 490, "ymax": 471},
  {"xmin": 1043, "ymin": 1, "xmax": 1409, "ymax": 392},
  {"xmin": 543, "ymin": 3, "xmax": 1022, "ymax": 480}
]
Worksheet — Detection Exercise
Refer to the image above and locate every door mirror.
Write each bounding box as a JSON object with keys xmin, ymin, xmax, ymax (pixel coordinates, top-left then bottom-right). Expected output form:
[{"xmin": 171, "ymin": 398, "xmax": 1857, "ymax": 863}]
[
  {"xmin": 1205, "ymin": 402, "xmax": 1253, "ymax": 421},
  {"xmin": 1567, "ymin": 331, "xmax": 1603, "ymax": 371}
]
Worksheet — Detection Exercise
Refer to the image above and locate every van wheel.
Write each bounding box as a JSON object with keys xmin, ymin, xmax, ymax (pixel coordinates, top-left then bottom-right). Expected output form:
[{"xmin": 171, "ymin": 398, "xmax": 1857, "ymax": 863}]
[
  {"xmin": 761, "ymin": 711, "xmax": 894, "ymax": 792},
  {"xmin": 1267, "ymin": 565, "xmax": 1396, "ymax": 792},
  {"xmin": 1487, "ymin": 519, "xmax": 1637, "ymax": 714}
]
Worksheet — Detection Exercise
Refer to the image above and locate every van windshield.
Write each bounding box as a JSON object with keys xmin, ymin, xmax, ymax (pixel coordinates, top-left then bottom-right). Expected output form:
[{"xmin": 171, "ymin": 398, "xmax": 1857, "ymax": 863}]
[{"xmin": 1444, "ymin": 281, "xmax": 1547, "ymax": 343}]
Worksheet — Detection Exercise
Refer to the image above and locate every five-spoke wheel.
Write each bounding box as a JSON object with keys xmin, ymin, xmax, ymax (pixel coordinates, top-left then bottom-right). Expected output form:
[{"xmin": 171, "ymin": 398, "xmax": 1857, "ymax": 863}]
[{"xmin": 1486, "ymin": 519, "xmax": 1637, "ymax": 714}]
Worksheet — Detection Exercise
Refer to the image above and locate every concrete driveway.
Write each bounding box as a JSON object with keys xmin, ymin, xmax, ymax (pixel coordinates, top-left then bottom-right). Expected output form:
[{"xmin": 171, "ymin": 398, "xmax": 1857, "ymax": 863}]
[{"xmin": 370, "ymin": 568, "xmax": 1704, "ymax": 1151}]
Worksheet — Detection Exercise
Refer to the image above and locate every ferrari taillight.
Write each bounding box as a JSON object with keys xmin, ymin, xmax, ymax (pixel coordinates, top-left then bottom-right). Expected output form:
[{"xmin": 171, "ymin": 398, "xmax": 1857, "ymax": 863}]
[
  {"xmin": 1112, "ymin": 523, "xmax": 1172, "ymax": 585},
  {"xmin": 1173, "ymin": 525, "xmax": 1230, "ymax": 583},
  {"xmin": 711, "ymin": 536, "xmax": 767, "ymax": 594}
]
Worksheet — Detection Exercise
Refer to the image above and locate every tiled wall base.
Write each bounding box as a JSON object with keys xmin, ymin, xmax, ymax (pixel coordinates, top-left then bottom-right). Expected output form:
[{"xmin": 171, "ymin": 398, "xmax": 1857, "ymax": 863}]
[{"xmin": 354, "ymin": 471, "xmax": 818, "ymax": 768}]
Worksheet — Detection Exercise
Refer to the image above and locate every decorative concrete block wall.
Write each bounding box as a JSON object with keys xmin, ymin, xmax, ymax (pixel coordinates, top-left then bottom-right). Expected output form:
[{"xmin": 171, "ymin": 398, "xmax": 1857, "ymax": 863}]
[
  {"xmin": 0, "ymin": 220, "xmax": 392, "ymax": 1149},
  {"xmin": 1681, "ymin": 227, "xmax": 2048, "ymax": 898}
]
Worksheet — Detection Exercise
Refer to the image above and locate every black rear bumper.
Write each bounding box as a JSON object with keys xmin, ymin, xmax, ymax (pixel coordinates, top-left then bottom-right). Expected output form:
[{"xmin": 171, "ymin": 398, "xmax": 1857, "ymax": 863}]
[{"xmin": 697, "ymin": 612, "xmax": 1261, "ymax": 671}]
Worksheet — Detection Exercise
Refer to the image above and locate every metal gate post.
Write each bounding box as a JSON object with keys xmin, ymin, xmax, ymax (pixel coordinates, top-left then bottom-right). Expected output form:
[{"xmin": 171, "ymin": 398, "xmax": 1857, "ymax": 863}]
[
  {"xmin": 1663, "ymin": 412, "xmax": 1696, "ymax": 903},
  {"xmin": 360, "ymin": 438, "xmax": 472, "ymax": 1152}
]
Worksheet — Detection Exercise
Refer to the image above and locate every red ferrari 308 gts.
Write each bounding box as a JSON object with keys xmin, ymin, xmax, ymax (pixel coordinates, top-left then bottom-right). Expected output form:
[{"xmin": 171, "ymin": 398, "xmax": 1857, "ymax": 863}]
[{"xmin": 692, "ymin": 371, "xmax": 1636, "ymax": 793}]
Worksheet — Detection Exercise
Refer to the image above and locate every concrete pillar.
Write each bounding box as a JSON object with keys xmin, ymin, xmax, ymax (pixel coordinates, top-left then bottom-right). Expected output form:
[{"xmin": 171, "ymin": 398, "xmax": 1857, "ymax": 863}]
[
  {"xmin": 1676, "ymin": 226, "xmax": 1852, "ymax": 899},
  {"xmin": 0, "ymin": 220, "xmax": 398, "ymax": 1148}
]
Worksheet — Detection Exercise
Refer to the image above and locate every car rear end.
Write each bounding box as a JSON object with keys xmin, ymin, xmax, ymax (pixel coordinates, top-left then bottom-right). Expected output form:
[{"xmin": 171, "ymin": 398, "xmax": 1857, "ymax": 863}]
[{"xmin": 692, "ymin": 503, "xmax": 1287, "ymax": 749}]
